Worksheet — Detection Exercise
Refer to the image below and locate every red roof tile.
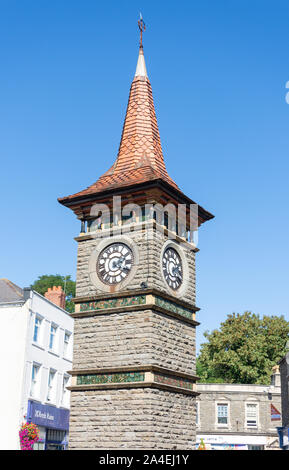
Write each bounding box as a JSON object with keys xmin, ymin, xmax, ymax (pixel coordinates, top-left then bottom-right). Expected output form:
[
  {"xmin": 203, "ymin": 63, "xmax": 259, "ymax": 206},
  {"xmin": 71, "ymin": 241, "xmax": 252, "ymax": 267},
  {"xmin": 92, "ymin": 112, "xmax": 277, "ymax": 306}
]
[{"xmin": 59, "ymin": 48, "xmax": 179, "ymax": 203}]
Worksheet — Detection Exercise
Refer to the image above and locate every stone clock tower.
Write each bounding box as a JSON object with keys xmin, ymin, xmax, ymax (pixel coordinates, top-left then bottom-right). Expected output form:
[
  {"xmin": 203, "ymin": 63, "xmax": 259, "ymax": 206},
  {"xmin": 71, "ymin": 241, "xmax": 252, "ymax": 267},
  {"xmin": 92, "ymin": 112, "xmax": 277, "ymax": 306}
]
[{"xmin": 59, "ymin": 28, "xmax": 213, "ymax": 449}]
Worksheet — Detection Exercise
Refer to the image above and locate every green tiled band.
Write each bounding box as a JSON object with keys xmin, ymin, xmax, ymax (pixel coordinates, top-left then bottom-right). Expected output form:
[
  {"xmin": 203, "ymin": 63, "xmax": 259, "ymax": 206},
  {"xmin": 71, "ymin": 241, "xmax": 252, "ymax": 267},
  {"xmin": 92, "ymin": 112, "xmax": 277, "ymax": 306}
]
[
  {"xmin": 74, "ymin": 369, "xmax": 196, "ymax": 394},
  {"xmin": 78, "ymin": 294, "xmax": 195, "ymax": 322},
  {"xmin": 77, "ymin": 371, "xmax": 145, "ymax": 386},
  {"xmin": 155, "ymin": 296, "xmax": 194, "ymax": 320},
  {"xmin": 154, "ymin": 373, "xmax": 195, "ymax": 391},
  {"xmin": 80, "ymin": 295, "xmax": 146, "ymax": 312}
]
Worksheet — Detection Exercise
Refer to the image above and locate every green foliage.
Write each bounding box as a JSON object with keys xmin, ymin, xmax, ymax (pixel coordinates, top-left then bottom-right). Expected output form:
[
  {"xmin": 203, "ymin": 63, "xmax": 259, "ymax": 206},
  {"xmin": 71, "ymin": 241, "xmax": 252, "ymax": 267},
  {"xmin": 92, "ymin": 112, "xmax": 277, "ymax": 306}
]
[
  {"xmin": 31, "ymin": 274, "xmax": 75, "ymax": 313},
  {"xmin": 197, "ymin": 311, "xmax": 289, "ymax": 385}
]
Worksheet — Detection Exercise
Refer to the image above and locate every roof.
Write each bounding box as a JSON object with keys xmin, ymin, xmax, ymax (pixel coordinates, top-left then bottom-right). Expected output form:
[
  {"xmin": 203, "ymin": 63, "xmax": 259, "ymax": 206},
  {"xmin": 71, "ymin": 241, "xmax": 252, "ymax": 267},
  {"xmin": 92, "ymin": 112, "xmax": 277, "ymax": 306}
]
[
  {"xmin": 0, "ymin": 279, "xmax": 24, "ymax": 303},
  {"xmin": 59, "ymin": 46, "xmax": 179, "ymax": 205}
]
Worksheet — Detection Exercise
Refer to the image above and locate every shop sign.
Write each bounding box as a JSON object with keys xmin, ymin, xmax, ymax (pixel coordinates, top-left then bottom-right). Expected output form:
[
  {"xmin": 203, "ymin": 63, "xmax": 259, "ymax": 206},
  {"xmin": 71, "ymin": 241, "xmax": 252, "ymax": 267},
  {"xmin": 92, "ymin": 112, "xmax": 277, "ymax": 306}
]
[
  {"xmin": 27, "ymin": 401, "xmax": 69, "ymax": 431},
  {"xmin": 197, "ymin": 434, "xmax": 266, "ymax": 446},
  {"xmin": 271, "ymin": 404, "xmax": 281, "ymax": 421}
]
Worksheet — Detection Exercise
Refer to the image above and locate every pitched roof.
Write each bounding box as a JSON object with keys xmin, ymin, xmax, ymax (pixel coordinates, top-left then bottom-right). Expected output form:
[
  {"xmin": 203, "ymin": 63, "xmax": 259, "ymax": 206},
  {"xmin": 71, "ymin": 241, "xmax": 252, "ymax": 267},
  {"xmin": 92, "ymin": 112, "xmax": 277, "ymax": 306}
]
[
  {"xmin": 0, "ymin": 279, "xmax": 24, "ymax": 303},
  {"xmin": 59, "ymin": 46, "xmax": 179, "ymax": 204}
]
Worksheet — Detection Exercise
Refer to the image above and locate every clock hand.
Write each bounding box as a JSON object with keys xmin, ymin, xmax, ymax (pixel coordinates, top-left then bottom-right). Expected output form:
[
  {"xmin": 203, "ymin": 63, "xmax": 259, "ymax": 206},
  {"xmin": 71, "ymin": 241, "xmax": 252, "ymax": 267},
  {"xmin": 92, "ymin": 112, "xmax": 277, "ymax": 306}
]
[
  {"xmin": 172, "ymin": 266, "xmax": 182, "ymax": 279},
  {"xmin": 115, "ymin": 257, "xmax": 128, "ymax": 270}
]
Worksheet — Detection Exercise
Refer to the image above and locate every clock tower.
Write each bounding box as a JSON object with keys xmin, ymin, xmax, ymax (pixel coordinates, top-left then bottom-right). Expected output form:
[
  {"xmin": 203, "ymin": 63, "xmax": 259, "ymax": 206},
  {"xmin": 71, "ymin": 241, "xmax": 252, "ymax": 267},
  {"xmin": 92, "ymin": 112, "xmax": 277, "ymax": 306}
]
[{"xmin": 59, "ymin": 24, "xmax": 213, "ymax": 450}]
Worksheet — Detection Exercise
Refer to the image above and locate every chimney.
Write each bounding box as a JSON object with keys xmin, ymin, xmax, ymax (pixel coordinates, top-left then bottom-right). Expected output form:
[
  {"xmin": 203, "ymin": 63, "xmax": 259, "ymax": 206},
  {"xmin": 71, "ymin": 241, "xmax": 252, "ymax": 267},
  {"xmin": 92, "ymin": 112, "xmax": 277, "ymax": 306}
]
[
  {"xmin": 44, "ymin": 286, "xmax": 66, "ymax": 310},
  {"xmin": 270, "ymin": 365, "xmax": 281, "ymax": 387}
]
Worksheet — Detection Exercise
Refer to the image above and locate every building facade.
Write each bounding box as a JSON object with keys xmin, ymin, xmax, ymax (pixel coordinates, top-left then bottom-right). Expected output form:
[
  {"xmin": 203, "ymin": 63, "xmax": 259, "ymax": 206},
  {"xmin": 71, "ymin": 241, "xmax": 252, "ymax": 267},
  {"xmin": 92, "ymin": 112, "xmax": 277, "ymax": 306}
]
[
  {"xmin": 196, "ymin": 368, "xmax": 282, "ymax": 450},
  {"xmin": 59, "ymin": 30, "xmax": 213, "ymax": 449},
  {"xmin": 277, "ymin": 351, "xmax": 289, "ymax": 449},
  {"xmin": 0, "ymin": 280, "xmax": 73, "ymax": 450}
]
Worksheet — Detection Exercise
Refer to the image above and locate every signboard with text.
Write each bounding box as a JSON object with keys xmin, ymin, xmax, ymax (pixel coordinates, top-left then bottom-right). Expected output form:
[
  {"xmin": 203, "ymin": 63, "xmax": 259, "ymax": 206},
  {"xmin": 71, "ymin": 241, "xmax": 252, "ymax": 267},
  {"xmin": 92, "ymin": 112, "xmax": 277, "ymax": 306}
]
[{"xmin": 27, "ymin": 401, "xmax": 70, "ymax": 431}]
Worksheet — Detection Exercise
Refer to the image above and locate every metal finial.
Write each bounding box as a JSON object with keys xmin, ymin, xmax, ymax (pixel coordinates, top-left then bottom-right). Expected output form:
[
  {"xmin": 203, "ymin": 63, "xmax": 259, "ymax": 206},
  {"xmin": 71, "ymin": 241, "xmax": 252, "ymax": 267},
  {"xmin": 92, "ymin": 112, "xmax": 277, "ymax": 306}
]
[{"xmin": 138, "ymin": 13, "xmax": 146, "ymax": 48}]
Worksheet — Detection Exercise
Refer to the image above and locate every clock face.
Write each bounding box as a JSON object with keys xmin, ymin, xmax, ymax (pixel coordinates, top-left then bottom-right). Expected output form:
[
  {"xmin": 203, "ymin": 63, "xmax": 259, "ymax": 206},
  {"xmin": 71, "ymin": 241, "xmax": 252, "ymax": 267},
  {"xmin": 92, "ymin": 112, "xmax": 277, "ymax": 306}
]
[
  {"xmin": 97, "ymin": 243, "xmax": 133, "ymax": 285},
  {"xmin": 162, "ymin": 247, "xmax": 183, "ymax": 290}
]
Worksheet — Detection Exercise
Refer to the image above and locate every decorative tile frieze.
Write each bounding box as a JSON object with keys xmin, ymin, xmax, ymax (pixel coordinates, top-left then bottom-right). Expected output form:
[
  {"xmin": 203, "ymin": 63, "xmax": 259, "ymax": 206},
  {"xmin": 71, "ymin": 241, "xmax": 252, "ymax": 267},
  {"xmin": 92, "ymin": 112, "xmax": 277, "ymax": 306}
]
[
  {"xmin": 154, "ymin": 373, "xmax": 195, "ymax": 391},
  {"xmin": 155, "ymin": 296, "xmax": 194, "ymax": 321},
  {"xmin": 79, "ymin": 295, "xmax": 146, "ymax": 312},
  {"xmin": 77, "ymin": 371, "xmax": 145, "ymax": 386},
  {"xmin": 76, "ymin": 292, "xmax": 196, "ymax": 324},
  {"xmin": 71, "ymin": 367, "xmax": 197, "ymax": 395}
]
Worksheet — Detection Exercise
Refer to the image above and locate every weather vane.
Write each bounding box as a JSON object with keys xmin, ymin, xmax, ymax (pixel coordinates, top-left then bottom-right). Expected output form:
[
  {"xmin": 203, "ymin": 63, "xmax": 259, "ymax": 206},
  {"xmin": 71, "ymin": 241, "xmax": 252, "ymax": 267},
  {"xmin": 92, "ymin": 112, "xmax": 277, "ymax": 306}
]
[{"xmin": 138, "ymin": 13, "xmax": 146, "ymax": 48}]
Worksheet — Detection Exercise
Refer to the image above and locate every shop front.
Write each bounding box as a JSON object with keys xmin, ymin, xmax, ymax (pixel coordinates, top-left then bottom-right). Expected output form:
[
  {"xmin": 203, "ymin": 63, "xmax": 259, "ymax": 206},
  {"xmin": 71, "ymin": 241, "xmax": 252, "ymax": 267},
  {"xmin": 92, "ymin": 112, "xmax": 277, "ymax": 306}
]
[
  {"xmin": 27, "ymin": 400, "xmax": 70, "ymax": 450},
  {"xmin": 196, "ymin": 434, "xmax": 267, "ymax": 450}
]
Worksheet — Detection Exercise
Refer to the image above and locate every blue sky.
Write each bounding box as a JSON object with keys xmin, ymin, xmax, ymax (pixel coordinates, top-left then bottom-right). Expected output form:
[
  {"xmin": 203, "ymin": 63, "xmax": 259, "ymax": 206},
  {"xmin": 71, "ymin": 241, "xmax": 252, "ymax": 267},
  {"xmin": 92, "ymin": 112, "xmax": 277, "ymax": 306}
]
[{"xmin": 0, "ymin": 0, "xmax": 289, "ymax": 351}]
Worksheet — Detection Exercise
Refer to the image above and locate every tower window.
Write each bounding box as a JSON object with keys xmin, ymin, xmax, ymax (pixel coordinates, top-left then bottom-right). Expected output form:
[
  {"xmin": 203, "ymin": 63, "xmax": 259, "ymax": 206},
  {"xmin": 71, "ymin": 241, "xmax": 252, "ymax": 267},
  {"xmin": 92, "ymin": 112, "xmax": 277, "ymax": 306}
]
[{"xmin": 88, "ymin": 217, "xmax": 102, "ymax": 232}]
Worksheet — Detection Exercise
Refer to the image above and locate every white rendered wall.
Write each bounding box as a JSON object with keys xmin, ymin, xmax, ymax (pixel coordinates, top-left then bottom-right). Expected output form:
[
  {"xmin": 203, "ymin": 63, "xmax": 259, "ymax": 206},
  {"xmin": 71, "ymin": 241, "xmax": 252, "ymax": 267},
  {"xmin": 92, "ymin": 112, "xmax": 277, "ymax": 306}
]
[
  {"xmin": 20, "ymin": 291, "xmax": 74, "ymax": 428},
  {"xmin": 0, "ymin": 290, "xmax": 73, "ymax": 450},
  {"xmin": 0, "ymin": 302, "xmax": 29, "ymax": 450}
]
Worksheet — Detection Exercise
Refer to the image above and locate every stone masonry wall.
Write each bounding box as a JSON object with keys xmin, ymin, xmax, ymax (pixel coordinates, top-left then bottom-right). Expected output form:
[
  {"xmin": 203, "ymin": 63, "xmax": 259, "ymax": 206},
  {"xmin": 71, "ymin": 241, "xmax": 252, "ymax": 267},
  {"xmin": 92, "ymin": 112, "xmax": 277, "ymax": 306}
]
[
  {"xmin": 73, "ymin": 309, "xmax": 196, "ymax": 375},
  {"xmin": 196, "ymin": 385, "xmax": 282, "ymax": 445},
  {"xmin": 279, "ymin": 354, "xmax": 289, "ymax": 428},
  {"xmin": 71, "ymin": 223, "xmax": 197, "ymax": 450},
  {"xmin": 69, "ymin": 388, "xmax": 196, "ymax": 450},
  {"xmin": 75, "ymin": 225, "xmax": 196, "ymax": 307}
]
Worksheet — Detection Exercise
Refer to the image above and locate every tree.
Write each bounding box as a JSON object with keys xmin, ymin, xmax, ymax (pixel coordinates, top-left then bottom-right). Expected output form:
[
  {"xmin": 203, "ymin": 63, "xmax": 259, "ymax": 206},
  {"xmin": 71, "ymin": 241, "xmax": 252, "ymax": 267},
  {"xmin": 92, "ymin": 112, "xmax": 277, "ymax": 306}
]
[
  {"xmin": 197, "ymin": 311, "xmax": 289, "ymax": 385},
  {"xmin": 31, "ymin": 274, "xmax": 76, "ymax": 313}
]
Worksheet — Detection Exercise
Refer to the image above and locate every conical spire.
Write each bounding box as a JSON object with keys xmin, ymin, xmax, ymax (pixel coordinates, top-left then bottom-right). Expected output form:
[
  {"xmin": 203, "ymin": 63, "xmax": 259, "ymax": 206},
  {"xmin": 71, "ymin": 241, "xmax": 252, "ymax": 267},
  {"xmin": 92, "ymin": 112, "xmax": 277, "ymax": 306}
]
[
  {"xmin": 100, "ymin": 45, "xmax": 178, "ymax": 186},
  {"xmin": 58, "ymin": 24, "xmax": 214, "ymax": 228},
  {"xmin": 63, "ymin": 46, "xmax": 178, "ymax": 200}
]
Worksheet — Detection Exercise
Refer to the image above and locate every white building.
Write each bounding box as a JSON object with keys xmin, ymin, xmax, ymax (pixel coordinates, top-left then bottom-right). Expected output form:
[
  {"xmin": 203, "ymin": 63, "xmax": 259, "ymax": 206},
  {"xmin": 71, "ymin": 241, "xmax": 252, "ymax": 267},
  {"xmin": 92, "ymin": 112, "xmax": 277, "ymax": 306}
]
[{"xmin": 0, "ymin": 279, "xmax": 74, "ymax": 450}]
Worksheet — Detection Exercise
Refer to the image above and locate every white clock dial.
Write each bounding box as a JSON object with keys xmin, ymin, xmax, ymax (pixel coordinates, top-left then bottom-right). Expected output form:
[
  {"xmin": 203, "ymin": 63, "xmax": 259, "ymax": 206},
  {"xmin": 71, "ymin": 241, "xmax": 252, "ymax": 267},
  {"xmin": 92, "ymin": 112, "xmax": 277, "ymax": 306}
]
[
  {"xmin": 162, "ymin": 247, "xmax": 183, "ymax": 290},
  {"xmin": 97, "ymin": 243, "xmax": 133, "ymax": 285}
]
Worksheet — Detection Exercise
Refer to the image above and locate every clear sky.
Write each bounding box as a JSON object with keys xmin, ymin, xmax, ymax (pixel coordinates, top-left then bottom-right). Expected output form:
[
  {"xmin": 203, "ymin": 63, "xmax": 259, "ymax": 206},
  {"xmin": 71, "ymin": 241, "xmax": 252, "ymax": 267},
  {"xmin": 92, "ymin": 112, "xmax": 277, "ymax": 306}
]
[{"xmin": 0, "ymin": 0, "xmax": 289, "ymax": 352}]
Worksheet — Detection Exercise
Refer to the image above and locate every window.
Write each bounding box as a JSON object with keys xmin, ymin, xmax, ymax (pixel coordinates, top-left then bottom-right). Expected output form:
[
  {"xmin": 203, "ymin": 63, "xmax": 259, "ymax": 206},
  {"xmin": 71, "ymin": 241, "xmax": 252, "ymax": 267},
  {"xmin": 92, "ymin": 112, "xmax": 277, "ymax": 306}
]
[
  {"xmin": 47, "ymin": 369, "xmax": 56, "ymax": 402},
  {"xmin": 30, "ymin": 364, "xmax": 40, "ymax": 398},
  {"xmin": 33, "ymin": 442, "xmax": 45, "ymax": 450},
  {"xmin": 178, "ymin": 223, "xmax": 186, "ymax": 238},
  {"xmin": 122, "ymin": 211, "xmax": 134, "ymax": 225},
  {"xmin": 88, "ymin": 217, "xmax": 102, "ymax": 232},
  {"xmin": 46, "ymin": 429, "xmax": 66, "ymax": 443},
  {"xmin": 62, "ymin": 375, "xmax": 70, "ymax": 406},
  {"xmin": 33, "ymin": 316, "xmax": 42, "ymax": 343},
  {"xmin": 246, "ymin": 403, "xmax": 258, "ymax": 428},
  {"xmin": 49, "ymin": 324, "xmax": 57, "ymax": 351},
  {"xmin": 63, "ymin": 332, "xmax": 71, "ymax": 358},
  {"xmin": 164, "ymin": 212, "xmax": 169, "ymax": 229},
  {"xmin": 217, "ymin": 404, "xmax": 228, "ymax": 425}
]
